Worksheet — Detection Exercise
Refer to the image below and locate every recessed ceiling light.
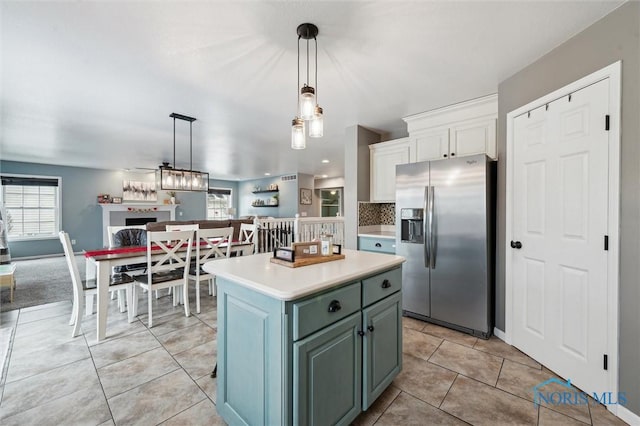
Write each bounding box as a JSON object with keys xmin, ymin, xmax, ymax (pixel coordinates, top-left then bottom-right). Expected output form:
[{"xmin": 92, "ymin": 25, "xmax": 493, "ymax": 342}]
[
  {"xmin": 321, "ymin": 159, "xmax": 330, "ymax": 163},
  {"xmin": 322, "ymin": 174, "xmax": 328, "ymax": 178},
  {"xmin": 264, "ymin": 173, "xmax": 271, "ymax": 176}
]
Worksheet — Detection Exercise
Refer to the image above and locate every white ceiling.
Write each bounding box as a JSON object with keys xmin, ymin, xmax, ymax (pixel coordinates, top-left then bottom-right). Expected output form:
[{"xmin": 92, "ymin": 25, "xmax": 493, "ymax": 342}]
[{"xmin": 0, "ymin": 1, "xmax": 623, "ymax": 181}]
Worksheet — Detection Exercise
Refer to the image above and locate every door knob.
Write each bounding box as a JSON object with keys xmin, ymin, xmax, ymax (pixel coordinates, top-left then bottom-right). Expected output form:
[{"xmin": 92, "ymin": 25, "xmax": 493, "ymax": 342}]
[
  {"xmin": 510, "ymin": 240, "xmax": 523, "ymax": 249},
  {"xmin": 443, "ymin": 154, "xmax": 448, "ymax": 158}
]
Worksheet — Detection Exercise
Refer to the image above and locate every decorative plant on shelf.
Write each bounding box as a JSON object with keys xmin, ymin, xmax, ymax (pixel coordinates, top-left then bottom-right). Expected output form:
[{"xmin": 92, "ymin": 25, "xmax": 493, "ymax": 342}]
[{"xmin": 167, "ymin": 191, "xmax": 177, "ymax": 204}]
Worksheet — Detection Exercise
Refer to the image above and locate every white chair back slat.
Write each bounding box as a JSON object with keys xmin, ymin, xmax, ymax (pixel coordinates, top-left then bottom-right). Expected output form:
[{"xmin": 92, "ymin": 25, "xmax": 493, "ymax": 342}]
[
  {"xmin": 196, "ymin": 227, "xmax": 234, "ymax": 266},
  {"xmin": 147, "ymin": 230, "xmax": 195, "ymax": 273},
  {"xmin": 59, "ymin": 231, "xmax": 83, "ymax": 303}
]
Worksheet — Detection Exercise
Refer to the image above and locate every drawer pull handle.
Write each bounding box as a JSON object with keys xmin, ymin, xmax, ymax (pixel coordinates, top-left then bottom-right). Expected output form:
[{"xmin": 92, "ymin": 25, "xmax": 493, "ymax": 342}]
[
  {"xmin": 381, "ymin": 279, "xmax": 391, "ymax": 289},
  {"xmin": 375, "ymin": 243, "xmax": 382, "ymax": 247},
  {"xmin": 357, "ymin": 330, "xmax": 365, "ymax": 337},
  {"xmin": 367, "ymin": 325, "xmax": 375, "ymax": 332},
  {"xmin": 328, "ymin": 300, "xmax": 342, "ymax": 313}
]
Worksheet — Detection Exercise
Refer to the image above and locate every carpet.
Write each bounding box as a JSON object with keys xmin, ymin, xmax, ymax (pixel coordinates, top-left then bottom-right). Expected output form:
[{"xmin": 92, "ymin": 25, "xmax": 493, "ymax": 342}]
[{"xmin": 0, "ymin": 255, "xmax": 84, "ymax": 312}]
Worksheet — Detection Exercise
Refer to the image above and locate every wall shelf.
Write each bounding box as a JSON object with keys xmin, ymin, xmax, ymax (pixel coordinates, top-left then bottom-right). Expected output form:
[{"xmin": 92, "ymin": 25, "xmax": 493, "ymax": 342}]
[
  {"xmin": 252, "ymin": 190, "xmax": 279, "ymax": 194},
  {"xmin": 251, "ymin": 204, "xmax": 279, "ymax": 208}
]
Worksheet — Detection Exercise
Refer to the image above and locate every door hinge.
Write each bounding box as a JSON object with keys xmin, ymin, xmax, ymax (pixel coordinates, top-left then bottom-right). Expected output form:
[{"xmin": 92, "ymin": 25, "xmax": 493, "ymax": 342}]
[
  {"xmin": 604, "ymin": 235, "xmax": 609, "ymax": 251},
  {"xmin": 605, "ymin": 115, "xmax": 610, "ymax": 131},
  {"xmin": 604, "ymin": 354, "xmax": 608, "ymax": 370}
]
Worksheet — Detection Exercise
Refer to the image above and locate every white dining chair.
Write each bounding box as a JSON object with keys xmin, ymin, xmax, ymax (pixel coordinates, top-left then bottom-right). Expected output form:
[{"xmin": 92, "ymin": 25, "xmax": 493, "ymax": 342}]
[
  {"xmin": 131, "ymin": 230, "xmax": 194, "ymax": 327},
  {"xmin": 188, "ymin": 227, "xmax": 233, "ymax": 313},
  {"xmin": 164, "ymin": 224, "xmax": 199, "ymax": 302},
  {"xmin": 239, "ymin": 223, "xmax": 257, "ymax": 254},
  {"xmin": 59, "ymin": 231, "xmax": 134, "ymax": 337}
]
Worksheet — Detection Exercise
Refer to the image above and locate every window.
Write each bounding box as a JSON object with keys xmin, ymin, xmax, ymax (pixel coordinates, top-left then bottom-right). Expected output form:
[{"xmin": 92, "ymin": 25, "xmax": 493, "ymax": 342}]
[
  {"xmin": 320, "ymin": 188, "xmax": 342, "ymax": 217},
  {"xmin": 207, "ymin": 188, "xmax": 233, "ymax": 220},
  {"xmin": 0, "ymin": 174, "xmax": 61, "ymax": 240}
]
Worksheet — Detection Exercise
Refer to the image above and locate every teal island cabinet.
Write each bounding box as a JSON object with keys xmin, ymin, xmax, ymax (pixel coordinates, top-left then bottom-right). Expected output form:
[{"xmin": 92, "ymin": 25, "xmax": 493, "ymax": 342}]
[{"xmin": 203, "ymin": 249, "xmax": 405, "ymax": 426}]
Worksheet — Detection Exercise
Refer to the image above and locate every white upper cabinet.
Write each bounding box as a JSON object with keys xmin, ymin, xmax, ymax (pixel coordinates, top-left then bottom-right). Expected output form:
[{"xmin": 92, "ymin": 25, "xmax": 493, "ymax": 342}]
[
  {"xmin": 413, "ymin": 127, "xmax": 449, "ymax": 162},
  {"xmin": 369, "ymin": 138, "xmax": 410, "ymax": 202},
  {"xmin": 404, "ymin": 94, "xmax": 498, "ymax": 162},
  {"xmin": 450, "ymin": 117, "xmax": 496, "ymax": 159}
]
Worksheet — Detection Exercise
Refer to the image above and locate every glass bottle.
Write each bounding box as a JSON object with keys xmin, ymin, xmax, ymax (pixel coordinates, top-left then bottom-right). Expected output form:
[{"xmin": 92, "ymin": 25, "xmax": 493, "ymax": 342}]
[{"xmin": 320, "ymin": 233, "xmax": 333, "ymax": 256}]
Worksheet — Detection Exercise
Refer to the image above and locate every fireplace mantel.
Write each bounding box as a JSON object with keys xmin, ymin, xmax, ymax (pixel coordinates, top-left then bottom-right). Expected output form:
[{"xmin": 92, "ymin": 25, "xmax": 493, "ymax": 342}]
[{"xmin": 100, "ymin": 203, "xmax": 177, "ymax": 246}]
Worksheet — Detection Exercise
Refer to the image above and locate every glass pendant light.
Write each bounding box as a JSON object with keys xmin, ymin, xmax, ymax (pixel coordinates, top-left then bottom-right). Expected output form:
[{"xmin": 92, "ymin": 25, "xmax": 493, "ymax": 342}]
[
  {"xmin": 300, "ymin": 86, "xmax": 316, "ymax": 120},
  {"xmin": 291, "ymin": 117, "xmax": 306, "ymax": 149},
  {"xmin": 309, "ymin": 105, "xmax": 323, "ymax": 138}
]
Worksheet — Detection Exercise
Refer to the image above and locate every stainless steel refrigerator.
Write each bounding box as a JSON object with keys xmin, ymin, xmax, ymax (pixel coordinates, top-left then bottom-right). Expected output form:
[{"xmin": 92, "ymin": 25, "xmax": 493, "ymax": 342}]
[{"xmin": 395, "ymin": 154, "xmax": 495, "ymax": 338}]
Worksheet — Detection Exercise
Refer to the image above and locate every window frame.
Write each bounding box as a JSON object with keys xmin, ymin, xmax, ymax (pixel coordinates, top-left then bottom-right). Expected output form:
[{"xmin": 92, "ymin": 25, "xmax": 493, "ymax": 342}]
[
  {"xmin": 206, "ymin": 187, "xmax": 234, "ymax": 221},
  {"xmin": 0, "ymin": 173, "xmax": 62, "ymax": 242}
]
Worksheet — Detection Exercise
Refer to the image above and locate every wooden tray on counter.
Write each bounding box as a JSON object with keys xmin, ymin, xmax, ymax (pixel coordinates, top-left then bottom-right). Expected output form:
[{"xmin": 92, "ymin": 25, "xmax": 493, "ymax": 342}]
[{"xmin": 270, "ymin": 253, "xmax": 345, "ymax": 268}]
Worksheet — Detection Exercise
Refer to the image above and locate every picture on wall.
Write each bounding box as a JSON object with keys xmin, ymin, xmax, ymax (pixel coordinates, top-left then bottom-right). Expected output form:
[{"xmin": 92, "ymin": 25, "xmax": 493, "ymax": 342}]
[
  {"xmin": 123, "ymin": 180, "xmax": 157, "ymax": 202},
  {"xmin": 300, "ymin": 188, "xmax": 312, "ymax": 205}
]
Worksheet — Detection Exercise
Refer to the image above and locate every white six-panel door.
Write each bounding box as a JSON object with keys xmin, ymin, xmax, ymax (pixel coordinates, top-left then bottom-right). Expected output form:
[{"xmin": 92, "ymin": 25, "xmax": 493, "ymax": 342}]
[{"xmin": 512, "ymin": 78, "xmax": 610, "ymax": 395}]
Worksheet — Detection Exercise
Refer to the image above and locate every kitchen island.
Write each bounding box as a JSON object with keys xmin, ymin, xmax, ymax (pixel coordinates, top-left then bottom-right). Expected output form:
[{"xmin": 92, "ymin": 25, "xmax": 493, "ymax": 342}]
[{"xmin": 203, "ymin": 249, "xmax": 405, "ymax": 426}]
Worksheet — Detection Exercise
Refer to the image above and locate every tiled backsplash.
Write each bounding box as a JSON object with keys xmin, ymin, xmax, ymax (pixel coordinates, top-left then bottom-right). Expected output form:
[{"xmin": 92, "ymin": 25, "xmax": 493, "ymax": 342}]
[{"xmin": 358, "ymin": 202, "xmax": 395, "ymax": 226}]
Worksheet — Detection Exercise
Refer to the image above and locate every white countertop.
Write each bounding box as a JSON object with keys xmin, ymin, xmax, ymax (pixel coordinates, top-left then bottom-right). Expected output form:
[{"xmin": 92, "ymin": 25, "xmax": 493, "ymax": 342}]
[
  {"xmin": 357, "ymin": 231, "xmax": 396, "ymax": 239},
  {"xmin": 203, "ymin": 249, "xmax": 405, "ymax": 301}
]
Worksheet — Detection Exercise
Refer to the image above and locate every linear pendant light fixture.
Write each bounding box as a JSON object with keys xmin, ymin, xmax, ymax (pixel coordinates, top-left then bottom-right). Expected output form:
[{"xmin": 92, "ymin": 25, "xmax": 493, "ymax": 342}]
[
  {"xmin": 291, "ymin": 23, "xmax": 324, "ymax": 149},
  {"xmin": 159, "ymin": 113, "xmax": 209, "ymax": 192}
]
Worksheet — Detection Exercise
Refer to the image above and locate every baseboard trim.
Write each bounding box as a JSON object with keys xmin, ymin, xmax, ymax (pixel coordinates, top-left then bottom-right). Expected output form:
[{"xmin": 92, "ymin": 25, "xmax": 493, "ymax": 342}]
[
  {"xmin": 617, "ymin": 405, "xmax": 640, "ymax": 425},
  {"xmin": 11, "ymin": 253, "xmax": 65, "ymax": 261},
  {"xmin": 493, "ymin": 327, "xmax": 506, "ymax": 341}
]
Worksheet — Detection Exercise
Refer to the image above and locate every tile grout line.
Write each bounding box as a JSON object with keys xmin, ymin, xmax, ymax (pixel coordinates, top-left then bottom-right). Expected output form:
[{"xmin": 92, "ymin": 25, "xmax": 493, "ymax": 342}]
[
  {"xmin": 437, "ymin": 372, "xmax": 459, "ymax": 409},
  {"xmin": 147, "ymin": 304, "xmax": 215, "ymax": 423},
  {"xmin": 432, "ymin": 375, "xmax": 474, "ymax": 426},
  {"xmin": 371, "ymin": 389, "xmax": 403, "ymax": 425},
  {"xmin": 1, "ymin": 334, "xmax": 93, "ymax": 420},
  {"xmin": 493, "ymin": 358, "xmax": 505, "ymax": 388},
  {"xmin": 83, "ymin": 330, "xmax": 117, "ymax": 425},
  {"xmin": 102, "ymin": 315, "xmax": 210, "ymax": 423}
]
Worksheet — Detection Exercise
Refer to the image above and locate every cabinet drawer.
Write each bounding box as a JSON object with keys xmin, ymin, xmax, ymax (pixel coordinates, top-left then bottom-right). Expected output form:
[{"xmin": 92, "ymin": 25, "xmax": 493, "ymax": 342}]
[
  {"xmin": 293, "ymin": 282, "xmax": 361, "ymax": 341},
  {"xmin": 362, "ymin": 268, "xmax": 401, "ymax": 307},
  {"xmin": 358, "ymin": 237, "xmax": 396, "ymax": 254}
]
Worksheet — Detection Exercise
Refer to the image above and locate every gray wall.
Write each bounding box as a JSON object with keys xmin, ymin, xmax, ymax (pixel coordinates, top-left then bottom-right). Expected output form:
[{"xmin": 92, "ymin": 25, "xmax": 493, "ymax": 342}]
[
  {"xmin": 344, "ymin": 125, "xmax": 381, "ymax": 249},
  {"xmin": 496, "ymin": 2, "xmax": 639, "ymax": 415},
  {"xmin": 297, "ymin": 173, "xmax": 316, "ymax": 217},
  {"xmin": 0, "ymin": 160, "xmax": 238, "ymax": 257}
]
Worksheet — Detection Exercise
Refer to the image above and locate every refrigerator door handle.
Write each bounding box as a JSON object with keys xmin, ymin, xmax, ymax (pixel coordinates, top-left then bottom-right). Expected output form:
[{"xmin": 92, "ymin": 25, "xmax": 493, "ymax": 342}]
[
  {"xmin": 424, "ymin": 186, "xmax": 430, "ymax": 269},
  {"xmin": 429, "ymin": 186, "xmax": 437, "ymax": 269}
]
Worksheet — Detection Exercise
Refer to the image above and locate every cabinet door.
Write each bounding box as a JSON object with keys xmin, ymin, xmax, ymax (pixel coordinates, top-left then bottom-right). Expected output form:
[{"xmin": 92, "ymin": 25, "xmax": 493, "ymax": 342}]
[
  {"xmin": 293, "ymin": 312, "xmax": 362, "ymax": 426},
  {"xmin": 413, "ymin": 128, "xmax": 450, "ymax": 162},
  {"xmin": 370, "ymin": 142, "xmax": 410, "ymax": 202},
  {"xmin": 362, "ymin": 292, "xmax": 402, "ymax": 410},
  {"xmin": 450, "ymin": 118, "xmax": 496, "ymax": 159}
]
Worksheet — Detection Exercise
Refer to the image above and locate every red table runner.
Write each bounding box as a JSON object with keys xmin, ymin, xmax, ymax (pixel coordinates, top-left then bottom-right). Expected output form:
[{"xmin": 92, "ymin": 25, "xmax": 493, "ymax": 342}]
[{"xmin": 84, "ymin": 239, "xmax": 238, "ymax": 258}]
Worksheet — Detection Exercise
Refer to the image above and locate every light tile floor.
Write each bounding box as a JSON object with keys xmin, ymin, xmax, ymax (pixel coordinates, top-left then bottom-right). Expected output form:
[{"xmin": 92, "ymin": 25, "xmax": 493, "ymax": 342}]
[{"xmin": 0, "ymin": 293, "xmax": 629, "ymax": 426}]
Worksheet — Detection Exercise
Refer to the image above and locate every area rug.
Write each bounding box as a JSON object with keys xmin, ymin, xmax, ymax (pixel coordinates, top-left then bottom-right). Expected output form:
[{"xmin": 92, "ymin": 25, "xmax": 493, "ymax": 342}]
[{"xmin": 0, "ymin": 255, "xmax": 82, "ymax": 311}]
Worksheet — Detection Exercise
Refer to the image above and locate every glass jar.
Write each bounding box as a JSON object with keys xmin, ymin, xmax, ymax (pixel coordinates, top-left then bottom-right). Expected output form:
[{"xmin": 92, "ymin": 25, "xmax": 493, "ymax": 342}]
[{"xmin": 320, "ymin": 233, "xmax": 333, "ymax": 256}]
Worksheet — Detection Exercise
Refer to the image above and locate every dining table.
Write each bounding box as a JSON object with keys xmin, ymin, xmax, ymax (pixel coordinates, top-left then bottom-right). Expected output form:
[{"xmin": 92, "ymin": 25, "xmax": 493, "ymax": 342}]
[{"xmin": 84, "ymin": 240, "xmax": 254, "ymax": 342}]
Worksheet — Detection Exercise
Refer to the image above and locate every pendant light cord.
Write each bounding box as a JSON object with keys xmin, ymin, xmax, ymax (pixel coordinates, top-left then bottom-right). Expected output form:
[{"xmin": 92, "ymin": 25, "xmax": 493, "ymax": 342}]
[
  {"xmin": 306, "ymin": 36, "xmax": 310, "ymax": 86},
  {"xmin": 173, "ymin": 117, "xmax": 176, "ymax": 169},
  {"xmin": 315, "ymin": 37, "xmax": 318, "ymax": 104},
  {"xmin": 297, "ymin": 36, "xmax": 300, "ymax": 115},
  {"xmin": 189, "ymin": 121, "xmax": 193, "ymax": 171}
]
